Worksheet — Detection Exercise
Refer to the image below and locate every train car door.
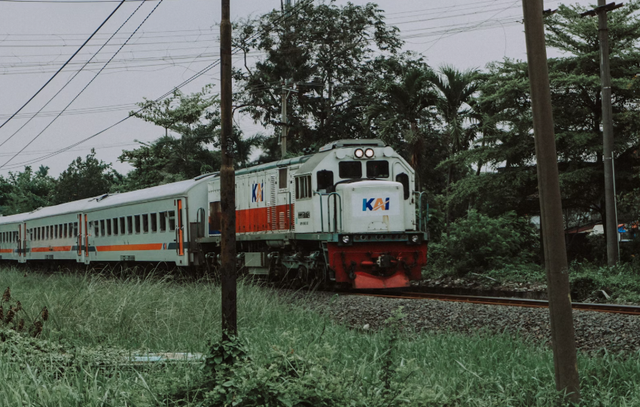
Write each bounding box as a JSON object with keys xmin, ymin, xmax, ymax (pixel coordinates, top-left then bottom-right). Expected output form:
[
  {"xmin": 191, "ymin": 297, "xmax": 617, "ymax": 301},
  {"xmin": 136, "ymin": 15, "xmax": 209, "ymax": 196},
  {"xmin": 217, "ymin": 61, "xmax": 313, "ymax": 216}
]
[
  {"xmin": 17, "ymin": 224, "xmax": 25, "ymax": 263},
  {"xmin": 77, "ymin": 213, "xmax": 88, "ymax": 263},
  {"xmin": 175, "ymin": 199, "xmax": 185, "ymax": 258},
  {"xmin": 21, "ymin": 222, "xmax": 28, "ymax": 262}
]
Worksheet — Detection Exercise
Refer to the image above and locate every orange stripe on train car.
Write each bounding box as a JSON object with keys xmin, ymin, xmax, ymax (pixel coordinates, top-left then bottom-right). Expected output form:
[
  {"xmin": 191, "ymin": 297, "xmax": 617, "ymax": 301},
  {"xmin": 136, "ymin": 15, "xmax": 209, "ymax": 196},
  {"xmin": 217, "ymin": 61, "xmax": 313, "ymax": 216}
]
[
  {"xmin": 0, "ymin": 249, "xmax": 13, "ymax": 253},
  {"xmin": 96, "ymin": 243, "xmax": 164, "ymax": 252},
  {"xmin": 31, "ymin": 246, "xmax": 73, "ymax": 252}
]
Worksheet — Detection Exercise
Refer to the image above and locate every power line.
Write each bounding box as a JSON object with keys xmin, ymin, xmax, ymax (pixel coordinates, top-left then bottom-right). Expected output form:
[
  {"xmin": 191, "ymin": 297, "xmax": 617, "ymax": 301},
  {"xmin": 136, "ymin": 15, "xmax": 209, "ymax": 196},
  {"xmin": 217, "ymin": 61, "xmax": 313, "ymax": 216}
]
[
  {"xmin": 0, "ymin": 0, "xmax": 148, "ymax": 153},
  {"xmin": 0, "ymin": 0, "xmax": 126, "ymax": 135},
  {"xmin": 1, "ymin": 0, "xmax": 309, "ymax": 170},
  {"xmin": 1, "ymin": 0, "xmax": 165, "ymax": 169}
]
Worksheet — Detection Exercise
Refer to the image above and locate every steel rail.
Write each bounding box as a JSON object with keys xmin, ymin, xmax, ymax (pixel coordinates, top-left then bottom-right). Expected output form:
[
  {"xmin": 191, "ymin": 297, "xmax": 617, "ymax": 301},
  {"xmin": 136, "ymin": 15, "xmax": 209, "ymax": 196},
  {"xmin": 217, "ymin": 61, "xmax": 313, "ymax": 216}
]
[{"xmin": 351, "ymin": 291, "xmax": 640, "ymax": 316}]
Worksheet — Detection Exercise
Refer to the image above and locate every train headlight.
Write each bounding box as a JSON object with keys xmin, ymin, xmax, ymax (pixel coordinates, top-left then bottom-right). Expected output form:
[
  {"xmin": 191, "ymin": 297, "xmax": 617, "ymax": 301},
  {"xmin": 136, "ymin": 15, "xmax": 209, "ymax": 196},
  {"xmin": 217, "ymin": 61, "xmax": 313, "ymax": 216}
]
[
  {"xmin": 354, "ymin": 148, "xmax": 364, "ymax": 158},
  {"xmin": 364, "ymin": 148, "xmax": 375, "ymax": 158},
  {"xmin": 409, "ymin": 234, "xmax": 421, "ymax": 244},
  {"xmin": 339, "ymin": 234, "xmax": 352, "ymax": 246}
]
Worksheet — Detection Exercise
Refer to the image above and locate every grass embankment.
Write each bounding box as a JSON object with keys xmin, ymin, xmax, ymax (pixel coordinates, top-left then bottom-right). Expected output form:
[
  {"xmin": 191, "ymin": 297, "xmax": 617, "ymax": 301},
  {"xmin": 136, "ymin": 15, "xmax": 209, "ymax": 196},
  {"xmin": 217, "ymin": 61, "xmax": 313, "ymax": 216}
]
[
  {"xmin": 425, "ymin": 261, "xmax": 640, "ymax": 304},
  {"xmin": 1, "ymin": 267, "xmax": 640, "ymax": 406}
]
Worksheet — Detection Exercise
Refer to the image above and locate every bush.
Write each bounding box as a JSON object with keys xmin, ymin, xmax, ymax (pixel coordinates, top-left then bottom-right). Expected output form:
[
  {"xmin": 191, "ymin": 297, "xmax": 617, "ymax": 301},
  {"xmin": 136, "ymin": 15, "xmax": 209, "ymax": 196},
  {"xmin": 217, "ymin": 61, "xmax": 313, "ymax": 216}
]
[{"xmin": 427, "ymin": 210, "xmax": 540, "ymax": 274}]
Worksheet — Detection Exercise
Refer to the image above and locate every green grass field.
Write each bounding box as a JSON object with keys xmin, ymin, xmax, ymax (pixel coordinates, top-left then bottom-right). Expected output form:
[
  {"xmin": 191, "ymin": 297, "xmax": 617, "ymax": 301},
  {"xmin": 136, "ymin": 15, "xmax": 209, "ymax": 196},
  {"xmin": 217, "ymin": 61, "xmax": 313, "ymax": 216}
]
[{"xmin": 1, "ymin": 266, "xmax": 640, "ymax": 406}]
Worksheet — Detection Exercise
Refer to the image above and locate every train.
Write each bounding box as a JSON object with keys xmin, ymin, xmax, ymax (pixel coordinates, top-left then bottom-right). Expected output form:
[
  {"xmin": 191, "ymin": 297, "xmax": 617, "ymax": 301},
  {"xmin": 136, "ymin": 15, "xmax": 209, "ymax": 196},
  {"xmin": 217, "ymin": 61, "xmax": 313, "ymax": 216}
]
[{"xmin": 0, "ymin": 139, "xmax": 428, "ymax": 289}]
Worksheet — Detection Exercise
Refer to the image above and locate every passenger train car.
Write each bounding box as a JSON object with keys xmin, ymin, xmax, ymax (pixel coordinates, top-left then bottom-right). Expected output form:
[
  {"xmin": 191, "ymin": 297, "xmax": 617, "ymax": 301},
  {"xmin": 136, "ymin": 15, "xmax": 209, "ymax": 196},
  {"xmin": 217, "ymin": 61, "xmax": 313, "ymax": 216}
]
[{"xmin": 0, "ymin": 139, "xmax": 428, "ymax": 289}]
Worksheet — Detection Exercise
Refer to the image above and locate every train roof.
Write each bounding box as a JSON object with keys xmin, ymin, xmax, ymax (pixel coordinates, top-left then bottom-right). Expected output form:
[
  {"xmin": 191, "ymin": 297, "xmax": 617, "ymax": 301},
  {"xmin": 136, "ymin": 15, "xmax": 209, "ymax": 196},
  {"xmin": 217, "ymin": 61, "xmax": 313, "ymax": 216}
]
[{"xmin": 0, "ymin": 173, "xmax": 218, "ymax": 225}]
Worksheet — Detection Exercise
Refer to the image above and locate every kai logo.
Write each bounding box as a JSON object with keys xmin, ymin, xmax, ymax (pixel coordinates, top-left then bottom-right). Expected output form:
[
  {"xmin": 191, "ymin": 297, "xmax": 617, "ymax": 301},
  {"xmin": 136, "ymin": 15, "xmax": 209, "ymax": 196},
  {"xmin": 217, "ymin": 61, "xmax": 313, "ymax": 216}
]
[
  {"xmin": 362, "ymin": 197, "xmax": 390, "ymax": 211},
  {"xmin": 252, "ymin": 183, "xmax": 264, "ymax": 202}
]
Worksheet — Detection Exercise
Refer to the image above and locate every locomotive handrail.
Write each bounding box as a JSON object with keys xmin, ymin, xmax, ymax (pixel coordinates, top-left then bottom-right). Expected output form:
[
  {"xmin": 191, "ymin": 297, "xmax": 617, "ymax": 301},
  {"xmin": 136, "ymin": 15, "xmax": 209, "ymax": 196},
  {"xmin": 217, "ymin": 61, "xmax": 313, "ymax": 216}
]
[
  {"xmin": 414, "ymin": 191, "xmax": 429, "ymax": 232},
  {"xmin": 318, "ymin": 192, "xmax": 343, "ymax": 233},
  {"xmin": 287, "ymin": 191, "xmax": 293, "ymax": 231}
]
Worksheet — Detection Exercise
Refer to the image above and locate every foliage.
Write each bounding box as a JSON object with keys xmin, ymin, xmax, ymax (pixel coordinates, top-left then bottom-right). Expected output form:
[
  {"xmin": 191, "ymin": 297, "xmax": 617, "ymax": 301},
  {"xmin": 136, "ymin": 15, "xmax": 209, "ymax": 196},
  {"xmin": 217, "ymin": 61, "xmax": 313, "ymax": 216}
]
[
  {"xmin": 121, "ymin": 87, "xmax": 263, "ymax": 191},
  {"xmin": 1, "ymin": 286, "xmax": 48, "ymax": 337},
  {"xmin": 233, "ymin": 0, "xmax": 403, "ymax": 157},
  {"xmin": 0, "ymin": 166, "xmax": 55, "ymax": 215},
  {"xmin": 51, "ymin": 149, "xmax": 120, "ymax": 204},
  {"xmin": 427, "ymin": 210, "xmax": 540, "ymax": 274},
  {"xmin": 119, "ymin": 87, "xmax": 221, "ymax": 190},
  {"xmin": 366, "ymin": 56, "xmax": 443, "ymax": 190},
  {"xmin": 544, "ymin": 1, "xmax": 640, "ymax": 221}
]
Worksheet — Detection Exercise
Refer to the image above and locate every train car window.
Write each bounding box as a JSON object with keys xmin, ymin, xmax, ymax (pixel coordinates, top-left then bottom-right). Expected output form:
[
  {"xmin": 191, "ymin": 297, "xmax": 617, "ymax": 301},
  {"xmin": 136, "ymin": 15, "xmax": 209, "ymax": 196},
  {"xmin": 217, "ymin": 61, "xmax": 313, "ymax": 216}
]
[
  {"xmin": 95, "ymin": 221, "xmax": 100, "ymax": 237},
  {"xmin": 127, "ymin": 216, "xmax": 133, "ymax": 234},
  {"xmin": 55, "ymin": 225, "xmax": 59, "ymax": 239},
  {"xmin": 59, "ymin": 224, "xmax": 63, "ymax": 238},
  {"xmin": 142, "ymin": 214, "xmax": 149, "ymax": 233},
  {"xmin": 316, "ymin": 170, "xmax": 334, "ymax": 192},
  {"xmin": 168, "ymin": 211, "xmax": 176, "ymax": 230},
  {"xmin": 74, "ymin": 222, "xmax": 78, "ymax": 237},
  {"xmin": 106, "ymin": 219, "xmax": 112, "ymax": 236},
  {"xmin": 63, "ymin": 224, "xmax": 67, "ymax": 238},
  {"xmin": 120, "ymin": 218, "xmax": 126, "ymax": 235},
  {"xmin": 151, "ymin": 213, "xmax": 157, "ymax": 233},
  {"xmin": 339, "ymin": 161, "xmax": 362, "ymax": 179},
  {"xmin": 159, "ymin": 212, "xmax": 167, "ymax": 232},
  {"xmin": 396, "ymin": 173, "xmax": 410, "ymax": 200},
  {"xmin": 112, "ymin": 218, "xmax": 118, "ymax": 235},
  {"xmin": 279, "ymin": 168, "xmax": 287, "ymax": 189},
  {"xmin": 69, "ymin": 223, "xmax": 74, "ymax": 237},
  {"xmin": 135, "ymin": 215, "xmax": 141, "ymax": 234},
  {"xmin": 99, "ymin": 220, "xmax": 105, "ymax": 237},
  {"xmin": 366, "ymin": 161, "xmax": 389, "ymax": 178}
]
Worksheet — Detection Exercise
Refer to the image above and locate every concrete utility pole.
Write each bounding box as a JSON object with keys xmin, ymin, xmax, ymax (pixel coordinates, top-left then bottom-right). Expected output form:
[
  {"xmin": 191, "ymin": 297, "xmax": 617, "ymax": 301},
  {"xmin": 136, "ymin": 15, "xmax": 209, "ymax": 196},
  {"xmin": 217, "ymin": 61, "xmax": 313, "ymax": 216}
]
[
  {"xmin": 522, "ymin": 0, "xmax": 580, "ymax": 402},
  {"xmin": 280, "ymin": 79, "xmax": 296, "ymax": 158},
  {"xmin": 220, "ymin": 0, "xmax": 237, "ymax": 340},
  {"xmin": 582, "ymin": 1, "xmax": 624, "ymax": 266}
]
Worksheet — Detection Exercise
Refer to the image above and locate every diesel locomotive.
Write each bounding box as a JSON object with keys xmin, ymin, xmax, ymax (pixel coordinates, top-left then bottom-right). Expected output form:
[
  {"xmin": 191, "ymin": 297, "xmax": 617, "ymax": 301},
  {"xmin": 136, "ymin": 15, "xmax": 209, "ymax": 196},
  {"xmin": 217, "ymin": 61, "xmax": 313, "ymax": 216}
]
[{"xmin": 0, "ymin": 139, "xmax": 428, "ymax": 289}]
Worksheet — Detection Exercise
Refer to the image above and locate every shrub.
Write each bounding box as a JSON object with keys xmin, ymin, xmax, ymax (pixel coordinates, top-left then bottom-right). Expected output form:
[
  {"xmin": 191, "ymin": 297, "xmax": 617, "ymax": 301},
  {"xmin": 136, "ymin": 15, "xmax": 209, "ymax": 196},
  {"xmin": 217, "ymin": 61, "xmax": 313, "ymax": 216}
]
[{"xmin": 427, "ymin": 210, "xmax": 540, "ymax": 274}]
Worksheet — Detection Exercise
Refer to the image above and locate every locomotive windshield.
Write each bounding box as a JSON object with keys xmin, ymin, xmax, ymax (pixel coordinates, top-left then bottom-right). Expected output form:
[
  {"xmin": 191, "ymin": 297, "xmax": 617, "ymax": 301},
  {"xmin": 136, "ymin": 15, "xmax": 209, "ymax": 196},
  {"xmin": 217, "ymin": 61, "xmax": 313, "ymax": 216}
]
[
  {"xmin": 339, "ymin": 161, "xmax": 362, "ymax": 178},
  {"xmin": 366, "ymin": 161, "xmax": 389, "ymax": 178}
]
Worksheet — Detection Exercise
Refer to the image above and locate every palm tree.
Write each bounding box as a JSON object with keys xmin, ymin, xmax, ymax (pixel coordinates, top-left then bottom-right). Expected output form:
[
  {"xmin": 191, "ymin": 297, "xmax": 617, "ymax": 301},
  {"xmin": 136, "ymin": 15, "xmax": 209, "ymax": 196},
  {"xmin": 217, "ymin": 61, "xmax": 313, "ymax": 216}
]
[
  {"xmin": 366, "ymin": 66, "xmax": 438, "ymax": 189},
  {"xmin": 430, "ymin": 65, "xmax": 479, "ymax": 234}
]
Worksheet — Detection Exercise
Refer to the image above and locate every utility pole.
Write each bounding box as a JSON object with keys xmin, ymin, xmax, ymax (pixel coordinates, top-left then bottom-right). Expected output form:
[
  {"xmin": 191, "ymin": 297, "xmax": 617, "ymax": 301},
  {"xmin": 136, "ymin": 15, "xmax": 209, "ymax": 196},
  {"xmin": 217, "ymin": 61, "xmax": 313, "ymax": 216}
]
[
  {"xmin": 522, "ymin": 0, "xmax": 580, "ymax": 402},
  {"xmin": 280, "ymin": 79, "xmax": 296, "ymax": 158},
  {"xmin": 582, "ymin": 1, "xmax": 623, "ymax": 266},
  {"xmin": 220, "ymin": 0, "xmax": 237, "ymax": 340}
]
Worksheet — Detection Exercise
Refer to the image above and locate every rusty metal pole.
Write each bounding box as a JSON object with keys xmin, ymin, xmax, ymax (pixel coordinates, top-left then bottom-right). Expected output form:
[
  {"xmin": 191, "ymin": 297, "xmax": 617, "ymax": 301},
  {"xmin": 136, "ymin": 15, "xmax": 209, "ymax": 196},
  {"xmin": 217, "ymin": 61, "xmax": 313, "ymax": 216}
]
[
  {"xmin": 220, "ymin": 0, "xmax": 237, "ymax": 340},
  {"xmin": 522, "ymin": 0, "xmax": 580, "ymax": 402}
]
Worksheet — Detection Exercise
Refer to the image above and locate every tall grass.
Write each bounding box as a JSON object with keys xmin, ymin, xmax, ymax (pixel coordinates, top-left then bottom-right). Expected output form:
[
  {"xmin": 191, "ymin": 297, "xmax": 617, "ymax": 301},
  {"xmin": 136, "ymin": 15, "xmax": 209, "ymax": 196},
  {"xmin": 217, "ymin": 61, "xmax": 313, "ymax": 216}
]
[{"xmin": 1, "ymin": 265, "xmax": 640, "ymax": 406}]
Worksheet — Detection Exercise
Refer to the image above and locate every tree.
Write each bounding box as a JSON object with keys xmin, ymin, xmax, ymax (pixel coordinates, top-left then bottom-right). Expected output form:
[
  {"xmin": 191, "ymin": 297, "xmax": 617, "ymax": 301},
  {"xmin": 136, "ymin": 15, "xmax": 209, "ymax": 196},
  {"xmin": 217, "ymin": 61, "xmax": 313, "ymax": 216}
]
[
  {"xmin": 366, "ymin": 57, "xmax": 441, "ymax": 190},
  {"xmin": 447, "ymin": 1, "xmax": 640, "ymax": 228},
  {"xmin": 122, "ymin": 87, "xmax": 261, "ymax": 191},
  {"xmin": 1, "ymin": 166, "xmax": 55, "ymax": 215},
  {"xmin": 430, "ymin": 65, "xmax": 480, "ymax": 232},
  {"xmin": 544, "ymin": 1, "xmax": 640, "ymax": 228},
  {"xmin": 233, "ymin": 0, "xmax": 402, "ymax": 156},
  {"xmin": 52, "ymin": 149, "xmax": 119, "ymax": 204}
]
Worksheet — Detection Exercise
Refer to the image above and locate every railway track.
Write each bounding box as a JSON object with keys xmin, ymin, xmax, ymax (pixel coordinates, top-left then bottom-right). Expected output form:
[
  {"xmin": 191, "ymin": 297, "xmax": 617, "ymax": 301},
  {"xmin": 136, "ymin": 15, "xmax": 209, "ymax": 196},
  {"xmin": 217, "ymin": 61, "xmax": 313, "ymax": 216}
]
[{"xmin": 352, "ymin": 291, "xmax": 640, "ymax": 316}]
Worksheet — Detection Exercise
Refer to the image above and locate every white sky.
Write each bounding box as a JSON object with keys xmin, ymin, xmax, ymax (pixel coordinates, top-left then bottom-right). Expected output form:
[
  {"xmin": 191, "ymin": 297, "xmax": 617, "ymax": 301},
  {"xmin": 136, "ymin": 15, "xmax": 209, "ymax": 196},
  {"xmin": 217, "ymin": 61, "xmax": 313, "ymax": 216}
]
[{"xmin": 0, "ymin": 0, "xmax": 597, "ymax": 178}]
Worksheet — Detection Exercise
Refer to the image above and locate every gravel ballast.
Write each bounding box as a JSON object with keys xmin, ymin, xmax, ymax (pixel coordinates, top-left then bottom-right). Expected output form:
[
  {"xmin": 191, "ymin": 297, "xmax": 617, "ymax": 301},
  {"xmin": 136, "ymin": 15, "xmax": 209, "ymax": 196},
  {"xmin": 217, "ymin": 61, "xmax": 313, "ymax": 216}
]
[{"xmin": 292, "ymin": 291, "xmax": 640, "ymax": 354}]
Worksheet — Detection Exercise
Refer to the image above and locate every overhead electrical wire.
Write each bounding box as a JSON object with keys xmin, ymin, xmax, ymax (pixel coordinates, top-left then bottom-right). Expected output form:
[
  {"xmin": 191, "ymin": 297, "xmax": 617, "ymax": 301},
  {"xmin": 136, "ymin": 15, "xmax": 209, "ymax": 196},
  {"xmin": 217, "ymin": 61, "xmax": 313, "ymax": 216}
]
[
  {"xmin": 0, "ymin": 0, "xmax": 126, "ymax": 134},
  {"xmin": 1, "ymin": 0, "xmax": 309, "ymax": 170},
  {"xmin": 0, "ymin": 0, "xmax": 165, "ymax": 169},
  {"xmin": 0, "ymin": 0, "xmax": 530, "ymax": 169},
  {"xmin": 0, "ymin": 0, "xmax": 148, "ymax": 153}
]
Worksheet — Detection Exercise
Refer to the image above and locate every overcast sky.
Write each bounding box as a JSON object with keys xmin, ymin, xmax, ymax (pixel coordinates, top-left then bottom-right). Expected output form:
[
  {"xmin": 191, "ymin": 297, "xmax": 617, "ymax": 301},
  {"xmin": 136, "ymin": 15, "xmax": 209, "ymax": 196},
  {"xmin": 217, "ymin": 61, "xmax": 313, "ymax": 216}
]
[{"xmin": 0, "ymin": 0, "xmax": 598, "ymax": 178}]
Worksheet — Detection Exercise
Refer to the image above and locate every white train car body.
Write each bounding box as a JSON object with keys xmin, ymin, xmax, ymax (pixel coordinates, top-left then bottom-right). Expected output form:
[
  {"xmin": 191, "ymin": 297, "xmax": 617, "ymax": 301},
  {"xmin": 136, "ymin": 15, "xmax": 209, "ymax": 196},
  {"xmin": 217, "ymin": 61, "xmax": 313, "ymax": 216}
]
[{"xmin": 0, "ymin": 175, "xmax": 215, "ymax": 266}]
